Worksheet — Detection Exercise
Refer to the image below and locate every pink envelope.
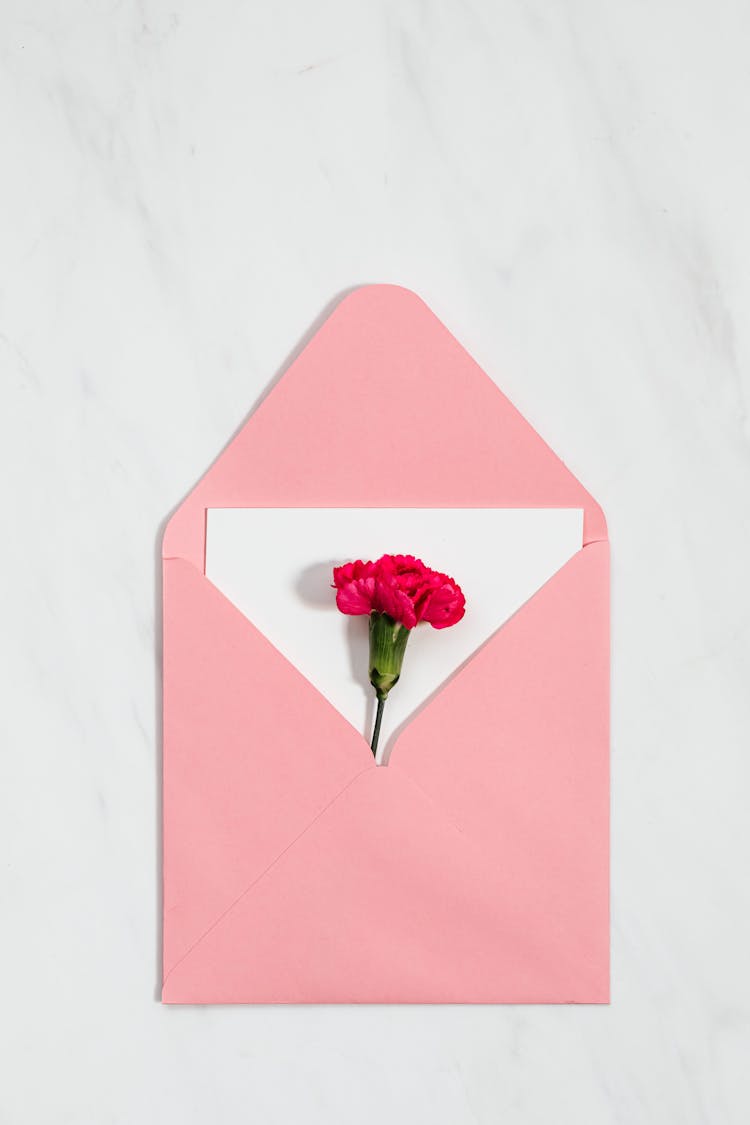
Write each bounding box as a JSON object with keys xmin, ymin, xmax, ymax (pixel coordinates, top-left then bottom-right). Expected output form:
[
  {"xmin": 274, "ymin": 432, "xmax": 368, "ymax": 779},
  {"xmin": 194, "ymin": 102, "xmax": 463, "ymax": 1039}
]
[{"xmin": 161, "ymin": 285, "xmax": 609, "ymax": 1004}]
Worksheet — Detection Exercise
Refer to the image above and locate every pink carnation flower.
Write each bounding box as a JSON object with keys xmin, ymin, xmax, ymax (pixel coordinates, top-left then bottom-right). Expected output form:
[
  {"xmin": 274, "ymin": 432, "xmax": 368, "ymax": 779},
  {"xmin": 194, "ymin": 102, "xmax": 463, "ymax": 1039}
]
[{"xmin": 331, "ymin": 554, "xmax": 465, "ymax": 757}]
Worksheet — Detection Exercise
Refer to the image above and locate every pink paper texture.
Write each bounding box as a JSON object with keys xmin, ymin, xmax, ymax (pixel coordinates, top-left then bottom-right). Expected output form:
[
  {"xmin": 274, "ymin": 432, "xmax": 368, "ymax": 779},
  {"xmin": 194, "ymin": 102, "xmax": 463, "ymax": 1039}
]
[{"xmin": 162, "ymin": 285, "xmax": 609, "ymax": 1004}]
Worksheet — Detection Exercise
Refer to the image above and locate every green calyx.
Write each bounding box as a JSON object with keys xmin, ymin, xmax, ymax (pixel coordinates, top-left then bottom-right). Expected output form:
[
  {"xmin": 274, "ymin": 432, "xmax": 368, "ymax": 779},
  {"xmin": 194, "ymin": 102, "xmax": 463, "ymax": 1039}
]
[{"xmin": 368, "ymin": 612, "xmax": 410, "ymax": 701}]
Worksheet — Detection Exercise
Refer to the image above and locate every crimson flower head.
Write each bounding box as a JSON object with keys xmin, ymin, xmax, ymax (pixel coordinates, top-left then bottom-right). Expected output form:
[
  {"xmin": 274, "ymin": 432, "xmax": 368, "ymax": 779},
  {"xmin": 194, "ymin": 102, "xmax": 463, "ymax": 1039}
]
[{"xmin": 332, "ymin": 554, "xmax": 465, "ymax": 631}]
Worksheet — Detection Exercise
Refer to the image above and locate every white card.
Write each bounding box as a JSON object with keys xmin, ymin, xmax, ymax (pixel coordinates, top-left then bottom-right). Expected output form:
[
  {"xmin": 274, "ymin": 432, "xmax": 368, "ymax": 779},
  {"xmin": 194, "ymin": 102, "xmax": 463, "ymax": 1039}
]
[{"xmin": 205, "ymin": 508, "xmax": 583, "ymax": 759}]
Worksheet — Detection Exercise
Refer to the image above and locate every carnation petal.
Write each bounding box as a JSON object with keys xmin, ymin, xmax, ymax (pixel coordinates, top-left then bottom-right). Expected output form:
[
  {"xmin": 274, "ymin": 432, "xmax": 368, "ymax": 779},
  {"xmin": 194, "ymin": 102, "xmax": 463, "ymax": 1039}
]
[
  {"xmin": 335, "ymin": 578, "xmax": 375, "ymax": 616},
  {"xmin": 420, "ymin": 578, "xmax": 466, "ymax": 629}
]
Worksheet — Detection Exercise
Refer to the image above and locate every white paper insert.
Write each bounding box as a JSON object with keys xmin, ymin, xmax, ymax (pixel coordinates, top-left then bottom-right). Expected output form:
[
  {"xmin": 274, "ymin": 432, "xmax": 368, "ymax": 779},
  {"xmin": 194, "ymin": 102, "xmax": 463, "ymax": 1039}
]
[{"xmin": 205, "ymin": 508, "xmax": 583, "ymax": 758}]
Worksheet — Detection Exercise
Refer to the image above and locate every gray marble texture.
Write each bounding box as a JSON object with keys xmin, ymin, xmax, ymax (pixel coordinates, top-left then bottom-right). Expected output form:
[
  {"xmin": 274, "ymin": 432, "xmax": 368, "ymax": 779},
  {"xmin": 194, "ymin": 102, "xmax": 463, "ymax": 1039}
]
[{"xmin": 1, "ymin": 1, "xmax": 749, "ymax": 1121}]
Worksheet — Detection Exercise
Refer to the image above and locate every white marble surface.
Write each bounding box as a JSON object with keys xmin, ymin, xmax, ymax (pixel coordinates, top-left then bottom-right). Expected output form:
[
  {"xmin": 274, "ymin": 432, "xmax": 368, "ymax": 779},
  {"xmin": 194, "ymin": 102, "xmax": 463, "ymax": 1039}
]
[{"xmin": 2, "ymin": 0, "xmax": 749, "ymax": 1121}]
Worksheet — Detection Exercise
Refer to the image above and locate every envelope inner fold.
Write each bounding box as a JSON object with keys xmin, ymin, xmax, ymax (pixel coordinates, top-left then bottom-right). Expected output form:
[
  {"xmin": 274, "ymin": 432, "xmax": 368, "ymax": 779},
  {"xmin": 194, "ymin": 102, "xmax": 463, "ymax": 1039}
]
[{"xmin": 205, "ymin": 508, "xmax": 583, "ymax": 750}]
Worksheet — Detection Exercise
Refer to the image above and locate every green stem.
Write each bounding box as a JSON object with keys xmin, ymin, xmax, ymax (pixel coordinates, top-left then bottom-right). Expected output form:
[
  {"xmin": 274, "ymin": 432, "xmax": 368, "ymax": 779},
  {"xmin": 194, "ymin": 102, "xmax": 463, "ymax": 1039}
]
[{"xmin": 371, "ymin": 696, "xmax": 386, "ymax": 757}]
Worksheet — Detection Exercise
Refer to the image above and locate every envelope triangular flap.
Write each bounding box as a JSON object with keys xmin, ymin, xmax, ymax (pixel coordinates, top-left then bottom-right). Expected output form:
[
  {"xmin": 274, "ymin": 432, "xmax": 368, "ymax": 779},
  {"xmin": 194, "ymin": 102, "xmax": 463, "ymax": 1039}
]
[
  {"xmin": 163, "ymin": 764, "xmax": 604, "ymax": 1004},
  {"xmin": 162, "ymin": 285, "xmax": 606, "ymax": 570}
]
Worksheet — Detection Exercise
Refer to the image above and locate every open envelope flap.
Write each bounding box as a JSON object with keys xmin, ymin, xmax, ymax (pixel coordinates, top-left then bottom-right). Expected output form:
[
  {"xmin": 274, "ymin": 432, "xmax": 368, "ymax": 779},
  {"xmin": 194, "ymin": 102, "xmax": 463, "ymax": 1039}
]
[
  {"xmin": 162, "ymin": 544, "xmax": 608, "ymax": 1003},
  {"xmin": 162, "ymin": 285, "xmax": 607, "ymax": 571},
  {"xmin": 162, "ymin": 558, "xmax": 374, "ymax": 976}
]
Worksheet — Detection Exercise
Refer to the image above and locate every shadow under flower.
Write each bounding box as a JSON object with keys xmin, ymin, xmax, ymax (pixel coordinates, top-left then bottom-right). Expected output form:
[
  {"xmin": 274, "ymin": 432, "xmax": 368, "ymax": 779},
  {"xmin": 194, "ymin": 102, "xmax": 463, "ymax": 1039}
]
[{"xmin": 294, "ymin": 560, "xmax": 375, "ymax": 742}]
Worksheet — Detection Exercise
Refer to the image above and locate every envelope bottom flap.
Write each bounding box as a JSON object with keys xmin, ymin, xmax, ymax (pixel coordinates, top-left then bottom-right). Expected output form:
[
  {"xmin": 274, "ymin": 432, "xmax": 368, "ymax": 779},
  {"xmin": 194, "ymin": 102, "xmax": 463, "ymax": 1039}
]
[{"xmin": 162, "ymin": 766, "xmax": 608, "ymax": 1004}]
